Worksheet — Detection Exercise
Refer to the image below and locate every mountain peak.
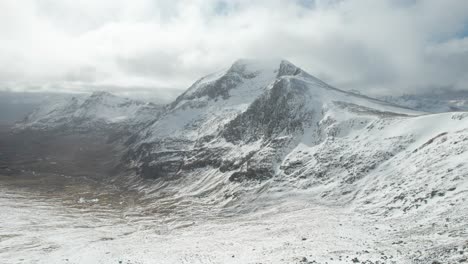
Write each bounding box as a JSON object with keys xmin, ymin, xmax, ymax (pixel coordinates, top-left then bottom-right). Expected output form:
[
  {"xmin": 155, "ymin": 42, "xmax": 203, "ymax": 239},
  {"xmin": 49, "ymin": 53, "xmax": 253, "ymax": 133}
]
[
  {"xmin": 89, "ymin": 91, "xmax": 116, "ymax": 99},
  {"xmin": 171, "ymin": 59, "xmax": 312, "ymax": 107},
  {"xmin": 229, "ymin": 58, "xmax": 305, "ymax": 78},
  {"xmin": 277, "ymin": 59, "xmax": 303, "ymax": 77},
  {"xmin": 229, "ymin": 58, "xmax": 295, "ymax": 71}
]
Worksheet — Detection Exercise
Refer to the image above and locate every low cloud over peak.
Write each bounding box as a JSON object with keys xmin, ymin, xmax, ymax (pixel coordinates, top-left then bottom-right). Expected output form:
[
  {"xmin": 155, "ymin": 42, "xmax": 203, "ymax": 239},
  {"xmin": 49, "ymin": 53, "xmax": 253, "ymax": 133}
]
[{"xmin": 1, "ymin": 0, "xmax": 467, "ymax": 97}]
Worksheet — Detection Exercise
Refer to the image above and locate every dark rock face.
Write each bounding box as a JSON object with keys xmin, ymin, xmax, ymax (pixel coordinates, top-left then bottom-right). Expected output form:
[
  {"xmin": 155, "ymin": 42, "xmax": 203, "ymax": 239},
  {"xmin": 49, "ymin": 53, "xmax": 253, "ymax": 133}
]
[
  {"xmin": 222, "ymin": 78, "xmax": 315, "ymax": 143},
  {"xmin": 229, "ymin": 167, "xmax": 274, "ymax": 182},
  {"xmin": 181, "ymin": 147, "xmax": 225, "ymax": 170},
  {"xmin": 139, "ymin": 159, "xmax": 183, "ymax": 180}
]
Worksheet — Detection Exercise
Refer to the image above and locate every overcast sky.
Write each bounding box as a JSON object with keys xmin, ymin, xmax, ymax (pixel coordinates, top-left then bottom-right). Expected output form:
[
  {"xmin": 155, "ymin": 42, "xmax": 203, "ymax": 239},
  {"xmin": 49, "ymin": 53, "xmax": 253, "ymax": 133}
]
[{"xmin": 1, "ymin": 0, "xmax": 467, "ymax": 98}]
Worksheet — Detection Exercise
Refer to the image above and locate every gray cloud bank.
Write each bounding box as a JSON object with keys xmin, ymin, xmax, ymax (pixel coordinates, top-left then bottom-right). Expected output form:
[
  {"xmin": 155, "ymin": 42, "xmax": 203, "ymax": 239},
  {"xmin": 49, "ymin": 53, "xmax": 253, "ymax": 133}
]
[{"xmin": 1, "ymin": 0, "xmax": 467, "ymax": 97}]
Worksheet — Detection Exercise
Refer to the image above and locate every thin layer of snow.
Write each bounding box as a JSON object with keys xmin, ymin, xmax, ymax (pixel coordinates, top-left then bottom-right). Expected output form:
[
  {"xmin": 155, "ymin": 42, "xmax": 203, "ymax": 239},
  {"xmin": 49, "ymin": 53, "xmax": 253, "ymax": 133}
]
[
  {"xmin": 1, "ymin": 174, "xmax": 466, "ymax": 264},
  {"xmin": 16, "ymin": 92, "xmax": 162, "ymax": 130}
]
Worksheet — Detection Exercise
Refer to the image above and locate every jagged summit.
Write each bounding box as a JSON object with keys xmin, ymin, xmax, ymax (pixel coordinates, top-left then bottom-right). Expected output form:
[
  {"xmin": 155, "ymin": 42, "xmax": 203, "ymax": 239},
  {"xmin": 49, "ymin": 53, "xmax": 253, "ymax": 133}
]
[
  {"xmin": 172, "ymin": 58, "xmax": 419, "ymax": 115},
  {"xmin": 228, "ymin": 58, "xmax": 311, "ymax": 79},
  {"xmin": 173, "ymin": 59, "xmax": 308, "ymax": 104},
  {"xmin": 231, "ymin": 58, "xmax": 308, "ymax": 78},
  {"xmin": 228, "ymin": 59, "xmax": 310, "ymax": 78}
]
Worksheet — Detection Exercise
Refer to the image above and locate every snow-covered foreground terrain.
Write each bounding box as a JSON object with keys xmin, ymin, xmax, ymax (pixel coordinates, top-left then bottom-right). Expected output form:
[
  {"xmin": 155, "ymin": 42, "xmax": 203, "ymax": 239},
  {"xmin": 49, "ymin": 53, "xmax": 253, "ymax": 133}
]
[{"xmin": 1, "ymin": 174, "xmax": 466, "ymax": 264}]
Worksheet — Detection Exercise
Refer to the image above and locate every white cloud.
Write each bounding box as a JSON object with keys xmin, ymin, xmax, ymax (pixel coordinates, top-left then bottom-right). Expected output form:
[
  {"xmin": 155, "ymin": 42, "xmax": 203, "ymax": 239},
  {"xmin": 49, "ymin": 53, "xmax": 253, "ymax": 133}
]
[{"xmin": 0, "ymin": 0, "xmax": 467, "ymax": 97}]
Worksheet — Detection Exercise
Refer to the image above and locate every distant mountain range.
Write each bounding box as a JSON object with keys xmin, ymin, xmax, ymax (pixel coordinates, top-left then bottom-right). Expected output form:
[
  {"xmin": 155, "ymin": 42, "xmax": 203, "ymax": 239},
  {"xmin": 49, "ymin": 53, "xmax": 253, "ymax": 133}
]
[
  {"xmin": 16, "ymin": 91, "xmax": 163, "ymax": 132},
  {"xmin": 380, "ymin": 91, "xmax": 468, "ymax": 112}
]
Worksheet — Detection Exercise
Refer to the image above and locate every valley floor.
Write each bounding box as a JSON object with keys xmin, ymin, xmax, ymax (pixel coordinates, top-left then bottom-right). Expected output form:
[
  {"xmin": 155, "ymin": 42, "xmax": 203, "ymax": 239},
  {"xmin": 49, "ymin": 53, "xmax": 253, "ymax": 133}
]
[{"xmin": 1, "ymin": 173, "xmax": 466, "ymax": 264}]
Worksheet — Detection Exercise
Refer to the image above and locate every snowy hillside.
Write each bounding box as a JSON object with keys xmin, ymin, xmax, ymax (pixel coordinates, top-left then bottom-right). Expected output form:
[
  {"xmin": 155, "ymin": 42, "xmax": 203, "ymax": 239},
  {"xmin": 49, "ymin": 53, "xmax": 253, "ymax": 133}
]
[
  {"xmin": 16, "ymin": 91, "xmax": 163, "ymax": 131},
  {"xmin": 6, "ymin": 59, "xmax": 468, "ymax": 263}
]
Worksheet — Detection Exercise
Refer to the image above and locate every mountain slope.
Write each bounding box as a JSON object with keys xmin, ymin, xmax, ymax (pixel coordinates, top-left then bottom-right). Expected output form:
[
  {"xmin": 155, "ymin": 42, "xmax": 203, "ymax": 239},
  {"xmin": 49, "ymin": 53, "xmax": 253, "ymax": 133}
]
[{"xmin": 16, "ymin": 91, "xmax": 163, "ymax": 132}]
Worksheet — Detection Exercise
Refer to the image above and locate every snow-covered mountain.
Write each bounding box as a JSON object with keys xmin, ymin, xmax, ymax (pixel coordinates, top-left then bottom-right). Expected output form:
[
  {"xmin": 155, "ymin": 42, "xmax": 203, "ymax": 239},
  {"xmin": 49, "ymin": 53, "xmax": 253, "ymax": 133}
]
[
  {"xmin": 381, "ymin": 91, "xmax": 468, "ymax": 113},
  {"xmin": 121, "ymin": 60, "xmax": 467, "ymax": 262},
  {"xmin": 9, "ymin": 59, "xmax": 468, "ymax": 263},
  {"xmin": 16, "ymin": 91, "xmax": 163, "ymax": 132},
  {"xmin": 0, "ymin": 91, "xmax": 75, "ymax": 125},
  {"xmin": 124, "ymin": 59, "xmax": 422, "ymax": 184}
]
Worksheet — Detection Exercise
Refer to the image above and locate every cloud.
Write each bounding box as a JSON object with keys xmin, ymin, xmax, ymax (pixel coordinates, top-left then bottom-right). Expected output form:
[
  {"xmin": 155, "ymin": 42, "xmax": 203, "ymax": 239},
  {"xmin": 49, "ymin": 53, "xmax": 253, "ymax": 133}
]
[{"xmin": 0, "ymin": 0, "xmax": 467, "ymax": 97}]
